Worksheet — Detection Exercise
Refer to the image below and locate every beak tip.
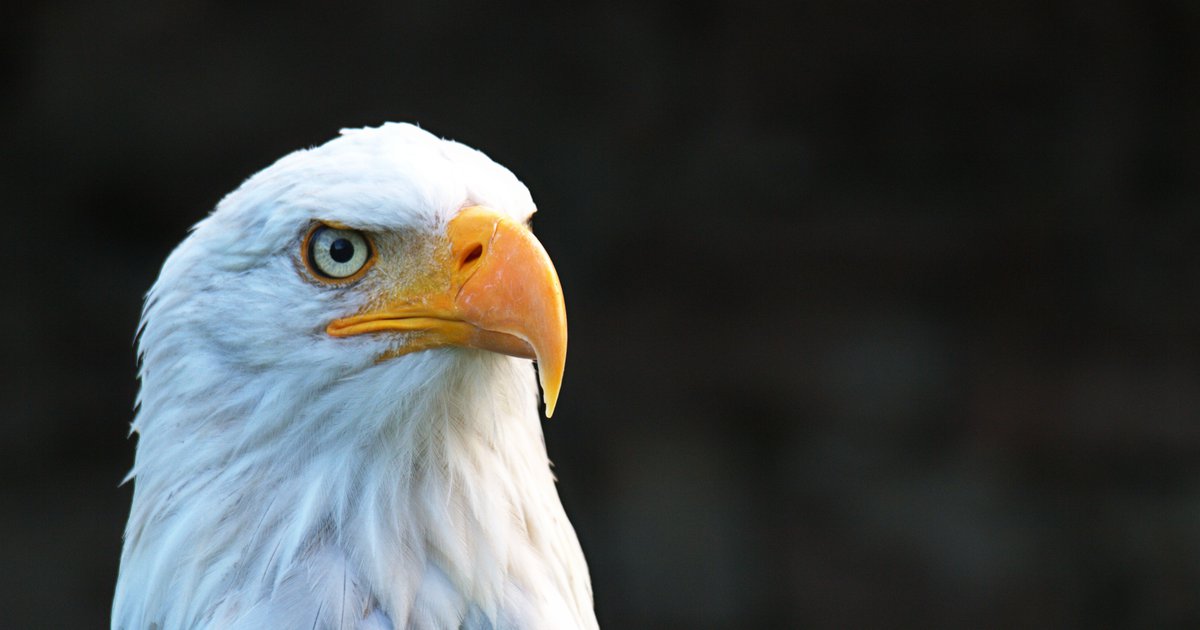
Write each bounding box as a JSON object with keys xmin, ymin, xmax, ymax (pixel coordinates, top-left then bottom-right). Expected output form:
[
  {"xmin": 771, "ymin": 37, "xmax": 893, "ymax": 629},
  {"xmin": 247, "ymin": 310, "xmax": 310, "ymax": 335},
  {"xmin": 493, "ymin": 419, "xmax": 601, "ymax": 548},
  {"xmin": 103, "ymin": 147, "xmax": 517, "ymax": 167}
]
[
  {"xmin": 540, "ymin": 376, "xmax": 560, "ymax": 419},
  {"xmin": 538, "ymin": 359, "xmax": 563, "ymax": 419}
]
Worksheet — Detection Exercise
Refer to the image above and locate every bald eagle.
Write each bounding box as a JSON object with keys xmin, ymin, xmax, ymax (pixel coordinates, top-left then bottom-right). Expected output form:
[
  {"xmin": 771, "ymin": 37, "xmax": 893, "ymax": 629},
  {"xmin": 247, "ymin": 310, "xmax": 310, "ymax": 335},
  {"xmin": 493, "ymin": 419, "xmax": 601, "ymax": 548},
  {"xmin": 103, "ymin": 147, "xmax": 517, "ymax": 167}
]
[{"xmin": 113, "ymin": 124, "xmax": 596, "ymax": 629}]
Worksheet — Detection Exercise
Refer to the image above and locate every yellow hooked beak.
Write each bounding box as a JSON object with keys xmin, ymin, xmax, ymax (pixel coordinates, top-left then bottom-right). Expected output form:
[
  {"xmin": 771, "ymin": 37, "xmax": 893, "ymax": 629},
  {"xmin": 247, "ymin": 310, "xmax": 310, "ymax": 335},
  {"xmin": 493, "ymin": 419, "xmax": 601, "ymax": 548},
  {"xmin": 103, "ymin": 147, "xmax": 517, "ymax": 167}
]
[{"xmin": 326, "ymin": 206, "xmax": 568, "ymax": 417}]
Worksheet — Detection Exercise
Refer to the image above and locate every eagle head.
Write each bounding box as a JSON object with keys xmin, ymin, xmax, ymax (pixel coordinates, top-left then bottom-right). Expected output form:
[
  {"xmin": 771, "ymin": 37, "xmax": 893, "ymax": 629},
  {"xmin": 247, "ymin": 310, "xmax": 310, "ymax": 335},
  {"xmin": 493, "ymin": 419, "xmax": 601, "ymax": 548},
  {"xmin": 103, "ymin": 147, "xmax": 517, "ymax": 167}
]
[{"xmin": 114, "ymin": 123, "xmax": 594, "ymax": 630}]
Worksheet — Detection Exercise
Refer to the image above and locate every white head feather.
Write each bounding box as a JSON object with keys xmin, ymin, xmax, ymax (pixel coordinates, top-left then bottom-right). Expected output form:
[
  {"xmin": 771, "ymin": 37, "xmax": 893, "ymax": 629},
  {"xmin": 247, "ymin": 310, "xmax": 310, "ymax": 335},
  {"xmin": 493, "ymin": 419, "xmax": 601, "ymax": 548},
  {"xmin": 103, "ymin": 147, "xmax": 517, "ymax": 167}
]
[{"xmin": 113, "ymin": 123, "xmax": 596, "ymax": 629}]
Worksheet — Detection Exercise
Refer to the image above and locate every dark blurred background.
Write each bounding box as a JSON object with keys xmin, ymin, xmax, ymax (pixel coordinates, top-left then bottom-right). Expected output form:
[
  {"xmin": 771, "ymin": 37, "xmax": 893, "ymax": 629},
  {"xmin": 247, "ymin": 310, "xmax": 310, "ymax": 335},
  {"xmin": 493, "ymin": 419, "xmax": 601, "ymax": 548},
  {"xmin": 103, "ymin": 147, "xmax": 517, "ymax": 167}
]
[{"xmin": 3, "ymin": 0, "xmax": 1200, "ymax": 627}]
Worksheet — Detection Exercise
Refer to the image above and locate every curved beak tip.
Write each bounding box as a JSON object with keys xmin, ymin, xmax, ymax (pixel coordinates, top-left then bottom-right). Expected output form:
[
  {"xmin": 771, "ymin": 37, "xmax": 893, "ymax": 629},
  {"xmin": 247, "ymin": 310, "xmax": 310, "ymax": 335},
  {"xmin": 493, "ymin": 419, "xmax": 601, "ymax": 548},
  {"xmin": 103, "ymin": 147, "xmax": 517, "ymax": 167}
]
[{"xmin": 539, "ymin": 356, "xmax": 564, "ymax": 418}]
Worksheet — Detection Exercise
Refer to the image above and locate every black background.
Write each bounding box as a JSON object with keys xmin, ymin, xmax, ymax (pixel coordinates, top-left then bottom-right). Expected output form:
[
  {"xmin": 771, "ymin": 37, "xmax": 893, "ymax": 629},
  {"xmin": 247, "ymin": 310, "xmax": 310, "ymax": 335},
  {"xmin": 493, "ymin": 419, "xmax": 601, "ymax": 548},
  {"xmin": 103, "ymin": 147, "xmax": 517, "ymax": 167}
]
[{"xmin": 3, "ymin": 1, "xmax": 1200, "ymax": 627}]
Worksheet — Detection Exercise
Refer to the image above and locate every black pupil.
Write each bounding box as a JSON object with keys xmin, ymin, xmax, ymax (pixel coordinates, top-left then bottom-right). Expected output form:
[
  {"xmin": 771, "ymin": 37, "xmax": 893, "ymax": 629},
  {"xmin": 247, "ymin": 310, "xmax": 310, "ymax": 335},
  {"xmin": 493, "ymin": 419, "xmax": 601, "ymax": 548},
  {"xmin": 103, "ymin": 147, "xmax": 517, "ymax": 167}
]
[{"xmin": 329, "ymin": 238, "xmax": 354, "ymax": 263}]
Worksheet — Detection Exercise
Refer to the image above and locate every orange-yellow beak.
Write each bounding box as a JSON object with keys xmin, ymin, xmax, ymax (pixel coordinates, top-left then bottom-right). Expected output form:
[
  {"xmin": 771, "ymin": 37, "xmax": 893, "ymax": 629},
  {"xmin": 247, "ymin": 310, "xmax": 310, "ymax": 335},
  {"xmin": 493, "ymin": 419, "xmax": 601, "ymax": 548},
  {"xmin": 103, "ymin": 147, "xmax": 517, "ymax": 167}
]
[{"xmin": 326, "ymin": 206, "xmax": 568, "ymax": 417}]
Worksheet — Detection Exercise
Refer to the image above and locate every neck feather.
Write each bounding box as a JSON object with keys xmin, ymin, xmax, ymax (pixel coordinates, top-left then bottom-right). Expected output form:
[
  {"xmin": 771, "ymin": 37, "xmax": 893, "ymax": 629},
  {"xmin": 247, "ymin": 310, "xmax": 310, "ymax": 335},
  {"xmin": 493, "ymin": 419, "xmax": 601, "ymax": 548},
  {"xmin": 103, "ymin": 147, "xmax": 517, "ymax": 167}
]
[{"xmin": 114, "ymin": 350, "xmax": 594, "ymax": 629}]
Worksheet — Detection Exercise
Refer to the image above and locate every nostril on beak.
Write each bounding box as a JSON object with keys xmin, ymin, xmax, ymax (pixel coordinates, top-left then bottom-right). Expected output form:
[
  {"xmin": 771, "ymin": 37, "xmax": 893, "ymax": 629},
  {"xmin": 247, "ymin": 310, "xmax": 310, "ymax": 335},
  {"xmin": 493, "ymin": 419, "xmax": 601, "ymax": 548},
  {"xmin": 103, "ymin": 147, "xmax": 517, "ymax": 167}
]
[{"xmin": 459, "ymin": 243, "xmax": 484, "ymax": 272}]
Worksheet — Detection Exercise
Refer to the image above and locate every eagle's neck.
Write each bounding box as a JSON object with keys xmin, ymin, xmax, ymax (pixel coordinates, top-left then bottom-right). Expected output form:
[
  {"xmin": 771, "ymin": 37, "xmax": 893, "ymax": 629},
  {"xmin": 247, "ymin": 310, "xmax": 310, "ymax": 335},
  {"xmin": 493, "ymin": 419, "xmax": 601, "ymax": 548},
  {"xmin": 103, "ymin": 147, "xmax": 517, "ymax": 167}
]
[{"xmin": 114, "ymin": 350, "xmax": 594, "ymax": 629}]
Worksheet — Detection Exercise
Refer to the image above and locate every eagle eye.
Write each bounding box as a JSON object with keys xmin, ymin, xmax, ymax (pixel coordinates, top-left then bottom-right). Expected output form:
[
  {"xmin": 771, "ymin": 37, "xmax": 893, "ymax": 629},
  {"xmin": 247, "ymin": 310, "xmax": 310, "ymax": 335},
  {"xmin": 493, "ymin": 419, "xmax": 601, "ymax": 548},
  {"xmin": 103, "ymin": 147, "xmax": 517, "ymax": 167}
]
[{"xmin": 305, "ymin": 225, "xmax": 374, "ymax": 281}]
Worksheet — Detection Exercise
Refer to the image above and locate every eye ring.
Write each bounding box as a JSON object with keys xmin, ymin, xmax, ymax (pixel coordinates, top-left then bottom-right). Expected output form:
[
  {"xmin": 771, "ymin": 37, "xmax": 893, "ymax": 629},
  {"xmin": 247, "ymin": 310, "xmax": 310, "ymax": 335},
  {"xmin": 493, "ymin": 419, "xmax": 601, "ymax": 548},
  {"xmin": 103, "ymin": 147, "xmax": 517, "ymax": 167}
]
[{"xmin": 302, "ymin": 223, "xmax": 376, "ymax": 283}]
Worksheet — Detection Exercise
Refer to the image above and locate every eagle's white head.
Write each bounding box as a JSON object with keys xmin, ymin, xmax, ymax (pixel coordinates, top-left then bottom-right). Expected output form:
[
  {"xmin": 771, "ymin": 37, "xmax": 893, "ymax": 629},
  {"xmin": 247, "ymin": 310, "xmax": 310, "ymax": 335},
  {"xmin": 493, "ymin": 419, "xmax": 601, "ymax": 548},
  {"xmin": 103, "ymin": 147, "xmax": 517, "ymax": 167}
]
[{"xmin": 113, "ymin": 123, "xmax": 595, "ymax": 629}]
